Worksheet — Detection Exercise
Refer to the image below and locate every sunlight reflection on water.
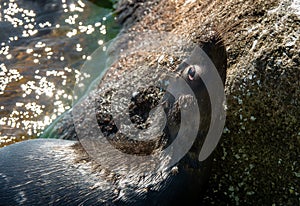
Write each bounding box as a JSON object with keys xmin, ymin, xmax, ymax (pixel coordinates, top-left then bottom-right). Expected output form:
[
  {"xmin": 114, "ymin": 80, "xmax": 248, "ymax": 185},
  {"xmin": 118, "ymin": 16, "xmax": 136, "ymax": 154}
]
[{"xmin": 0, "ymin": 0, "xmax": 119, "ymax": 146}]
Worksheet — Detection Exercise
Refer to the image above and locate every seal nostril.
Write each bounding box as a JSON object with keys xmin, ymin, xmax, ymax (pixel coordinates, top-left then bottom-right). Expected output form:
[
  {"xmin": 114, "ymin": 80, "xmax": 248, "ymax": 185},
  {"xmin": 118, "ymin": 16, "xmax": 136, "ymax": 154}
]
[{"xmin": 188, "ymin": 66, "xmax": 196, "ymax": 80}]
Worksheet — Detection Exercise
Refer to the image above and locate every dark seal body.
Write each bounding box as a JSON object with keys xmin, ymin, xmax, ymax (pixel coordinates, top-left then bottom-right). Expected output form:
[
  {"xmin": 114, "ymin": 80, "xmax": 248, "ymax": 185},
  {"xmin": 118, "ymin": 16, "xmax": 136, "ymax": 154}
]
[{"xmin": 0, "ymin": 140, "xmax": 212, "ymax": 206}]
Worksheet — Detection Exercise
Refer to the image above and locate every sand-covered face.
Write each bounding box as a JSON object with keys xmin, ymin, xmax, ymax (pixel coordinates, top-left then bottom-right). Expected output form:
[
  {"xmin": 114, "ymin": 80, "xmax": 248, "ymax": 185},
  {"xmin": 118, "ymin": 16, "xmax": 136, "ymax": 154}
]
[
  {"xmin": 73, "ymin": 53, "xmax": 200, "ymax": 175},
  {"xmin": 92, "ymin": 60, "xmax": 204, "ymax": 156},
  {"xmin": 71, "ymin": 31, "xmax": 226, "ymax": 176}
]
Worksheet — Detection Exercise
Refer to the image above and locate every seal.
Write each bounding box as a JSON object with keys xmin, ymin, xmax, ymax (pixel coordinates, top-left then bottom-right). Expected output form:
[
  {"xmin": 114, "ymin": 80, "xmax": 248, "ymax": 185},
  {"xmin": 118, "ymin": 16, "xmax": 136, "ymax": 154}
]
[{"xmin": 0, "ymin": 30, "xmax": 227, "ymax": 205}]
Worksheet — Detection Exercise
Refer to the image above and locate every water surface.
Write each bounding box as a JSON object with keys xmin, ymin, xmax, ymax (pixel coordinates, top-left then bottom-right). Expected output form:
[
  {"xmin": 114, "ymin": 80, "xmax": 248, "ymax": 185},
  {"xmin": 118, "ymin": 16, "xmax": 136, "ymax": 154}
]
[{"xmin": 0, "ymin": 0, "xmax": 120, "ymax": 147}]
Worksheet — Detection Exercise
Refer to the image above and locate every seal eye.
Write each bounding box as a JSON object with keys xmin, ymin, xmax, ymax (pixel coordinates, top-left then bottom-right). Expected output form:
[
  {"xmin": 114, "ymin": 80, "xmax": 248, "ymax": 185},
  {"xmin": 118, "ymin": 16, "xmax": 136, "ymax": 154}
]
[{"xmin": 188, "ymin": 66, "xmax": 196, "ymax": 80}]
